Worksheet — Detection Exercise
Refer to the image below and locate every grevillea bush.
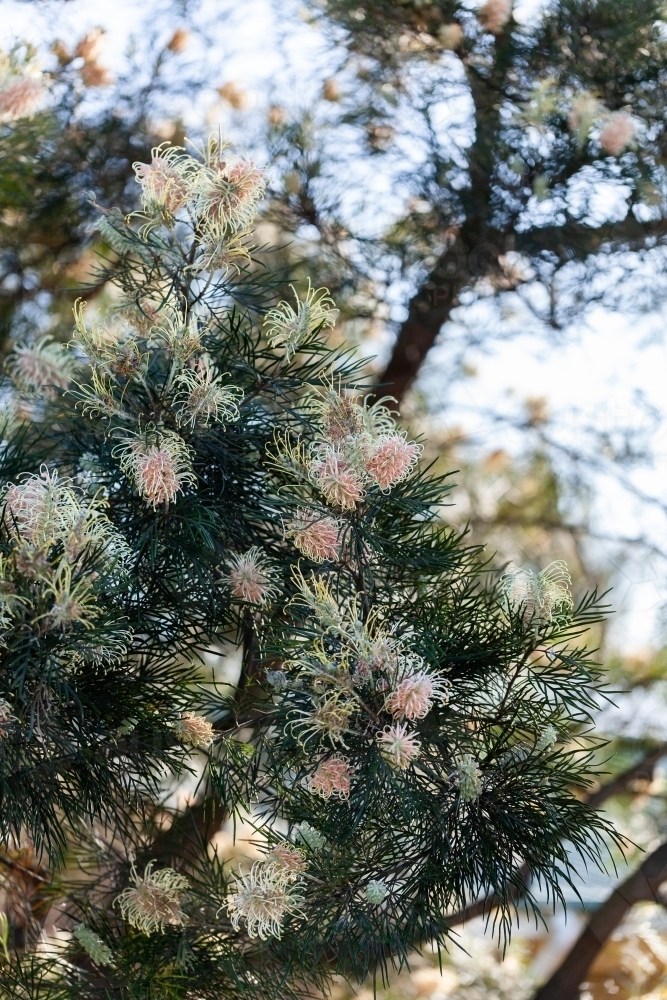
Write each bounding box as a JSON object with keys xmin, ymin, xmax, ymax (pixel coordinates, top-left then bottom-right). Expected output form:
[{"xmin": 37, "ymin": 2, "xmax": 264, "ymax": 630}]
[{"xmin": 0, "ymin": 134, "xmax": 619, "ymax": 998}]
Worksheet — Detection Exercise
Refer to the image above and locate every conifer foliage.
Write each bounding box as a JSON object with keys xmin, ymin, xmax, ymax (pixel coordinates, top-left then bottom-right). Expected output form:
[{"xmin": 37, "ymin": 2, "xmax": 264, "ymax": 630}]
[{"xmin": 0, "ymin": 127, "xmax": 619, "ymax": 997}]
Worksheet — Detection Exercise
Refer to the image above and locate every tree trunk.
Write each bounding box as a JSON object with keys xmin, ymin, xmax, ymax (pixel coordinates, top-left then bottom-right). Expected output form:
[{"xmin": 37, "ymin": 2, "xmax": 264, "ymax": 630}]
[{"xmin": 532, "ymin": 839, "xmax": 667, "ymax": 1000}]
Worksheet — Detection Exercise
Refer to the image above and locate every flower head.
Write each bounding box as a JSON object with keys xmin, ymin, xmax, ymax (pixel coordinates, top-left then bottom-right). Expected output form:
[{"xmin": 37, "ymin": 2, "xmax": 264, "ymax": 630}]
[
  {"xmin": 3, "ymin": 475, "xmax": 51, "ymax": 544},
  {"xmin": 365, "ymin": 434, "xmax": 421, "ymax": 491},
  {"xmin": 227, "ymin": 861, "xmax": 302, "ymax": 940},
  {"xmin": 286, "ymin": 510, "xmax": 341, "ymax": 563},
  {"xmin": 307, "ymin": 692, "xmax": 354, "ymax": 745},
  {"xmin": 173, "ymin": 712, "xmax": 214, "ymax": 749},
  {"xmin": 198, "ymin": 139, "xmax": 265, "ymax": 233},
  {"xmin": 568, "ymin": 91, "xmax": 600, "ymax": 144},
  {"xmin": 6, "ymin": 336, "xmax": 75, "ymax": 398},
  {"xmin": 384, "ymin": 671, "xmax": 450, "ymax": 721},
  {"xmin": 42, "ymin": 562, "xmax": 97, "ymax": 631},
  {"xmin": 266, "ymin": 843, "xmax": 307, "ymax": 880},
  {"xmin": 73, "ymin": 924, "xmax": 114, "ymax": 967},
  {"xmin": 456, "ymin": 754, "xmax": 483, "ymax": 802},
  {"xmin": 297, "ymin": 822, "xmax": 326, "ymax": 852},
  {"xmin": 377, "ymin": 723, "xmax": 421, "ymax": 770},
  {"xmin": 115, "ymin": 862, "xmax": 188, "ymax": 935},
  {"xmin": 0, "ymin": 700, "xmax": 15, "ymax": 738},
  {"xmin": 307, "ymin": 754, "xmax": 354, "ymax": 800},
  {"xmin": 479, "ymin": 0, "xmax": 512, "ymax": 34},
  {"xmin": 225, "ymin": 547, "xmax": 277, "ymax": 606},
  {"xmin": 265, "ymin": 282, "xmax": 338, "ymax": 362},
  {"xmin": 599, "ymin": 113, "xmax": 635, "ymax": 156},
  {"xmin": 115, "ymin": 430, "xmax": 196, "ymax": 508},
  {"xmin": 501, "ymin": 560, "xmax": 572, "ymax": 625},
  {"xmin": 134, "ymin": 145, "xmax": 194, "ymax": 216},
  {"xmin": 310, "ymin": 449, "xmax": 364, "ymax": 510},
  {"xmin": 173, "ymin": 360, "xmax": 243, "ymax": 428}
]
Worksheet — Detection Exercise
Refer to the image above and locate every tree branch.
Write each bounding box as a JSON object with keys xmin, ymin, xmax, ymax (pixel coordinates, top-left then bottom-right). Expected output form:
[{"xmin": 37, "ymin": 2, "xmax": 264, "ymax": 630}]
[{"xmin": 532, "ymin": 839, "xmax": 667, "ymax": 1000}]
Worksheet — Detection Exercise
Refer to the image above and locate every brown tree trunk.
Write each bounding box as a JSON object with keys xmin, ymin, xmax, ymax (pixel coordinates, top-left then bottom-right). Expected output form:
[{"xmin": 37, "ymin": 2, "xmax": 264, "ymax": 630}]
[{"xmin": 532, "ymin": 839, "xmax": 667, "ymax": 1000}]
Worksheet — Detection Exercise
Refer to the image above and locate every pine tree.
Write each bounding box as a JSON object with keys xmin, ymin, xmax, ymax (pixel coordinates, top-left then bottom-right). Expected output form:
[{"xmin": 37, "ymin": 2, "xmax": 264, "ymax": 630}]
[{"xmin": 0, "ymin": 120, "xmax": 621, "ymax": 997}]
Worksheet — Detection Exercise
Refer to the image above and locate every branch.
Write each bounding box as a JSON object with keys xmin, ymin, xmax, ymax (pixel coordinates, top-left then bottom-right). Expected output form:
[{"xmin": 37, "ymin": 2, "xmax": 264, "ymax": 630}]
[
  {"xmin": 586, "ymin": 743, "xmax": 667, "ymax": 809},
  {"xmin": 532, "ymin": 839, "xmax": 667, "ymax": 1000}
]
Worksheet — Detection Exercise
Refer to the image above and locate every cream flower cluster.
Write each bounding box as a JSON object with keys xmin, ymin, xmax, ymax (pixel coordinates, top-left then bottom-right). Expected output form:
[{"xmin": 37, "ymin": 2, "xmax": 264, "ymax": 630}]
[
  {"xmin": 70, "ymin": 296, "xmax": 243, "ymax": 510},
  {"xmin": 0, "ymin": 468, "xmax": 131, "ymax": 654},
  {"xmin": 6, "ymin": 336, "xmax": 77, "ymax": 400},
  {"xmin": 265, "ymin": 281, "xmax": 338, "ymax": 362},
  {"xmin": 501, "ymin": 560, "xmax": 573, "ymax": 626},
  {"xmin": 279, "ymin": 573, "xmax": 448, "ymax": 772},
  {"xmin": 116, "ymin": 862, "xmax": 188, "ymax": 935},
  {"xmin": 227, "ymin": 856, "xmax": 304, "ymax": 940},
  {"xmin": 132, "ymin": 135, "xmax": 265, "ymax": 270}
]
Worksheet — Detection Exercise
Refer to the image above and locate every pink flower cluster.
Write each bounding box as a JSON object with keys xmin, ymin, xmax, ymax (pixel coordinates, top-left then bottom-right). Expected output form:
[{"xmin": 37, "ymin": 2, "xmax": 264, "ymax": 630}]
[
  {"xmin": 0, "ymin": 76, "xmax": 45, "ymax": 120},
  {"xmin": 365, "ymin": 435, "xmax": 420, "ymax": 491},
  {"xmin": 599, "ymin": 114, "xmax": 635, "ymax": 156},
  {"xmin": 4, "ymin": 477, "xmax": 48, "ymax": 543},
  {"xmin": 307, "ymin": 754, "xmax": 354, "ymax": 800},
  {"xmin": 266, "ymin": 843, "xmax": 307, "ymax": 880},
  {"xmin": 227, "ymin": 548, "xmax": 275, "ymax": 606},
  {"xmin": 135, "ymin": 447, "xmax": 181, "ymax": 508},
  {"xmin": 310, "ymin": 450, "xmax": 364, "ymax": 510},
  {"xmin": 202, "ymin": 158, "xmax": 265, "ymax": 231},
  {"xmin": 286, "ymin": 510, "xmax": 341, "ymax": 563},
  {"xmin": 479, "ymin": 0, "xmax": 512, "ymax": 34},
  {"xmin": 135, "ymin": 156, "xmax": 191, "ymax": 214},
  {"xmin": 384, "ymin": 672, "xmax": 449, "ymax": 721}
]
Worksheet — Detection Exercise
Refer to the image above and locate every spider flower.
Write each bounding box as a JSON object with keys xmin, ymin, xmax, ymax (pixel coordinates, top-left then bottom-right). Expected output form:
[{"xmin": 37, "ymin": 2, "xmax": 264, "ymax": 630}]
[
  {"xmin": 377, "ymin": 723, "xmax": 421, "ymax": 770},
  {"xmin": 365, "ymin": 434, "xmax": 421, "ymax": 491},
  {"xmin": 115, "ymin": 430, "xmax": 196, "ymax": 508},
  {"xmin": 536, "ymin": 724, "xmax": 558, "ymax": 751},
  {"xmin": 6, "ymin": 336, "xmax": 75, "ymax": 398},
  {"xmin": 134, "ymin": 145, "xmax": 195, "ymax": 216},
  {"xmin": 227, "ymin": 861, "xmax": 302, "ymax": 940},
  {"xmin": 290, "ymin": 691, "xmax": 355, "ymax": 747},
  {"xmin": 307, "ymin": 754, "xmax": 354, "ymax": 800},
  {"xmin": 265, "ymin": 843, "xmax": 307, "ymax": 881},
  {"xmin": 384, "ymin": 671, "xmax": 449, "ymax": 721},
  {"xmin": 365, "ymin": 880, "xmax": 388, "ymax": 905},
  {"xmin": 73, "ymin": 924, "xmax": 114, "ymax": 967},
  {"xmin": 310, "ymin": 449, "xmax": 364, "ymax": 510},
  {"xmin": 479, "ymin": 0, "xmax": 512, "ymax": 34},
  {"xmin": 0, "ymin": 74, "xmax": 46, "ymax": 120},
  {"xmin": 285, "ymin": 509, "xmax": 341, "ymax": 563},
  {"xmin": 265, "ymin": 282, "xmax": 337, "ymax": 361},
  {"xmin": 198, "ymin": 140, "xmax": 265, "ymax": 232},
  {"xmin": 173, "ymin": 712, "xmax": 214, "ymax": 749},
  {"xmin": 116, "ymin": 862, "xmax": 188, "ymax": 935},
  {"xmin": 501, "ymin": 560, "xmax": 572, "ymax": 624},
  {"xmin": 174, "ymin": 362, "xmax": 243, "ymax": 428},
  {"xmin": 224, "ymin": 547, "xmax": 277, "ymax": 606},
  {"xmin": 0, "ymin": 700, "xmax": 15, "ymax": 738}
]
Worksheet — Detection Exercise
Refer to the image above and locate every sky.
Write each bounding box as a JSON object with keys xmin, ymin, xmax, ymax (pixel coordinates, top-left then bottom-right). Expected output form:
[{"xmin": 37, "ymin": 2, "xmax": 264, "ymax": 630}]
[{"xmin": 3, "ymin": 0, "xmax": 667, "ymax": 651}]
